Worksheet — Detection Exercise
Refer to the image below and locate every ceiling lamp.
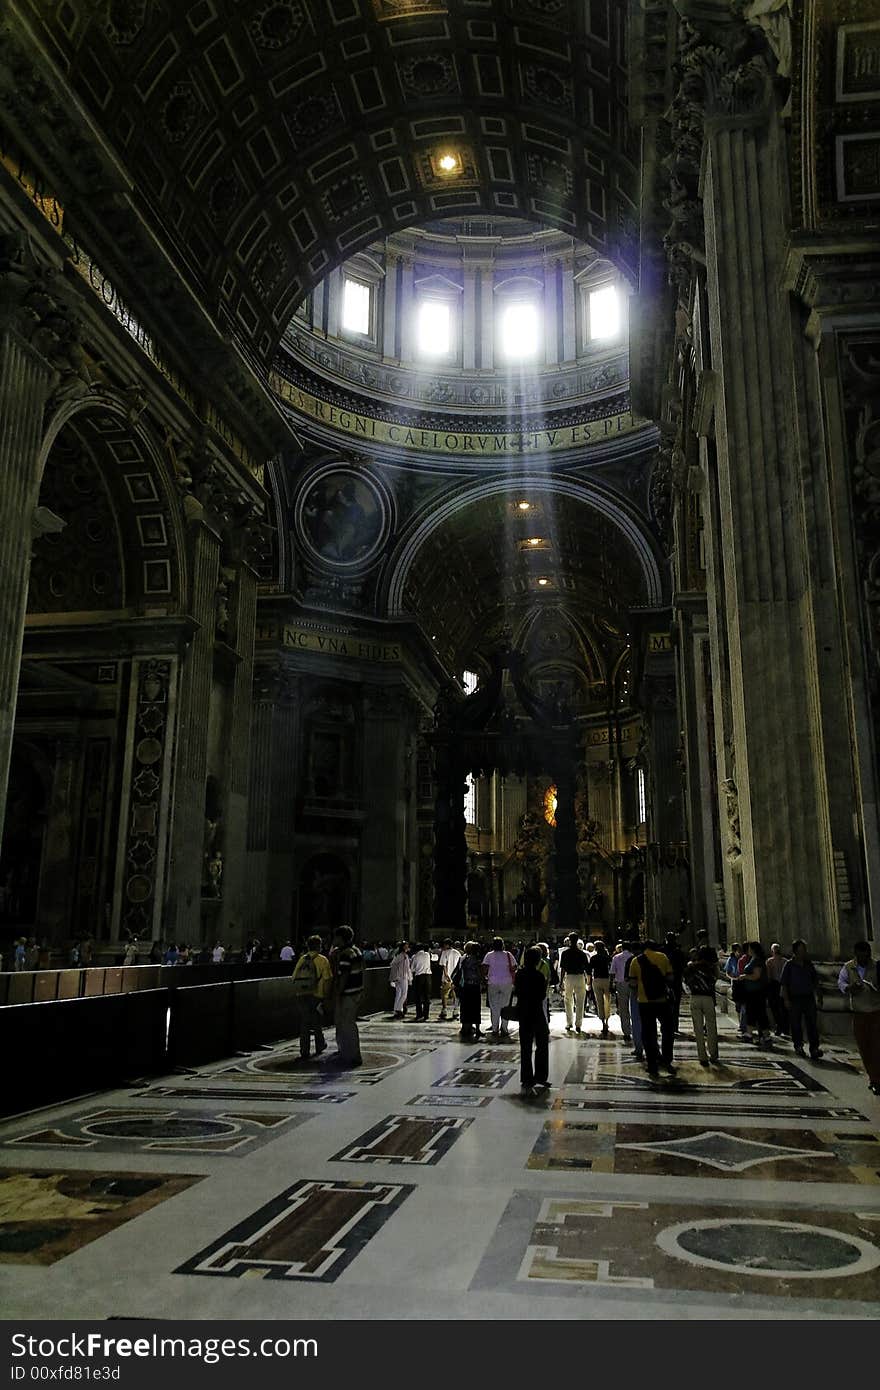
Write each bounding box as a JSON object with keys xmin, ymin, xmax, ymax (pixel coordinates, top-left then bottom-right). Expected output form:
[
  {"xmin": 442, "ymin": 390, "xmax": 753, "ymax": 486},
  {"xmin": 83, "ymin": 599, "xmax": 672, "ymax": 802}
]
[
  {"xmin": 537, "ymin": 577, "xmax": 549, "ymax": 586},
  {"xmin": 437, "ymin": 151, "xmax": 461, "ymax": 175},
  {"xmin": 528, "ymin": 537, "xmax": 542, "ymax": 546},
  {"xmin": 516, "ymin": 500, "xmax": 531, "ymax": 511}
]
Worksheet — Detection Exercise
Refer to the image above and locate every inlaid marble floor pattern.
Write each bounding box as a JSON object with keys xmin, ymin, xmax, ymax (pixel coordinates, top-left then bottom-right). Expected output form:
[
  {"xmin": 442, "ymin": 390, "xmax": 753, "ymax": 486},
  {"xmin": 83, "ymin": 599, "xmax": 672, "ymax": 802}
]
[{"xmin": 1, "ymin": 1006, "xmax": 879, "ymax": 1319}]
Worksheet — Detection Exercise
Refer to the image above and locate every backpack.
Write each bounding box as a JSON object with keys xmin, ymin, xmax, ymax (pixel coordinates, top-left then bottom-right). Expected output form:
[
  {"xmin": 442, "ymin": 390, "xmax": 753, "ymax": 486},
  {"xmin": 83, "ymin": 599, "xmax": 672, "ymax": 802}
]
[{"xmin": 292, "ymin": 953, "xmax": 319, "ymax": 996}]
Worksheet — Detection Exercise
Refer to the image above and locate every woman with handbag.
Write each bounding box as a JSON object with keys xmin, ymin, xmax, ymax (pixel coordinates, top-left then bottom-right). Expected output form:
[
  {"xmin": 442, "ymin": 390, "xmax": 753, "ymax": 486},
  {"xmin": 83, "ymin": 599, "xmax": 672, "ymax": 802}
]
[{"xmin": 514, "ymin": 946, "xmax": 550, "ymax": 1095}]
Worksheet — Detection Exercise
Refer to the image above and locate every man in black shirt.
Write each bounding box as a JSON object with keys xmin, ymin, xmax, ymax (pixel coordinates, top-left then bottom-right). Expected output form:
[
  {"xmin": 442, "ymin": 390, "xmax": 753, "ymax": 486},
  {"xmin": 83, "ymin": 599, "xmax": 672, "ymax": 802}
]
[
  {"xmin": 331, "ymin": 926, "xmax": 364, "ymax": 1066},
  {"xmin": 560, "ymin": 932, "xmax": 591, "ymax": 1034}
]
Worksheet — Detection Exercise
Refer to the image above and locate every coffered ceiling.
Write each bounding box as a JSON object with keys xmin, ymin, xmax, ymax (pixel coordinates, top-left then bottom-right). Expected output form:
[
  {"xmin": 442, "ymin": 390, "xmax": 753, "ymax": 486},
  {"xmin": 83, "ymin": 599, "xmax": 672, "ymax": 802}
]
[
  {"xmin": 403, "ymin": 488, "xmax": 646, "ymax": 674},
  {"xmin": 13, "ymin": 0, "xmax": 639, "ymax": 363}
]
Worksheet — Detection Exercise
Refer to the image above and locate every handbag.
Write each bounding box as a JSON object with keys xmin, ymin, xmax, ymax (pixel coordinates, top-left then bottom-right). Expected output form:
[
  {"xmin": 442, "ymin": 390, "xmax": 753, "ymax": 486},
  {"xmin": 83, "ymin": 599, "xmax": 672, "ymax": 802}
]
[{"xmin": 500, "ymin": 996, "xmax": 517, "ymax": 1021}]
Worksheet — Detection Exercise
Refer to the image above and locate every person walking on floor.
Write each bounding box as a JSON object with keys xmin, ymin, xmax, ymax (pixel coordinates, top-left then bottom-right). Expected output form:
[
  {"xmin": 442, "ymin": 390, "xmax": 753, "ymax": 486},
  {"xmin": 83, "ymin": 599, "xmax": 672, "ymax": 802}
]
[
  {"xmin": 331, "ymin": 926, "xmax": 364, "ymax": 1066},
  {"xmin": 589, "ymin": 940, "xmax": 613, "ymax": 1037},
  {"xmin": 389, "ymin": 942, "xmax": 412, "ymax": 1019},
  {"xmin": 610, "ymin": 941, "xmax": 634, "ymax": 1046},
  {"xmin": 514, "ymin": 946, "xmax": 550, "ymax": 1095},
  {"xmin": 664, "ymin": 932, "xmax": 687, "ymax": 1035},
  {"xmin": 410, "ymin": 942, "xmax": 432, "ymax": 1021},
  {"xmin": 779, "ymin": 940, "xmax": 823, "ymax": 1062},
  {"xmin": 559, "ymin": 932, "xmax": 591, "ymax": 1034},
  {"xmin": 838, "ymin": 941, "xmax": 880, "ymax": 1095},
  {"xmin": 627, "ymin": 940, "xmax": 676, "ymax": 1078},
  {"xmin": 684, "ymin": 944, "xmax": 719, "ymax": 1066},
  {"xmin": 292, "ymin": 933, "xmax": 333, "ymax": 1059},
  {"xmin": 740, "ymin": 942, "xmax": 773, "ymax": 1047},
  {"xmin": 438, "ymin": 939, "xmax": 462, "ymax": 1021},
  {"xmin": 766, "ymin": 942, "xmax": 790, "ymax": 1037},
  {"xmin": 453, "ymin": 942, "xmax": 484, "ymax": 1040},
  {"xmin": 482, "ymin": 937, "xmax": 518, "ymax": 1038}
]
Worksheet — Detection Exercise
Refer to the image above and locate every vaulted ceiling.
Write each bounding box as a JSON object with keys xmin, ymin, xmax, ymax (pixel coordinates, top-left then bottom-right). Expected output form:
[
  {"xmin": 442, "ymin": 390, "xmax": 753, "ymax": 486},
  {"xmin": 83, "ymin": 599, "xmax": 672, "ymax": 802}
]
[
  {"xmin": 403, "ymin": 488, "xmax": 646, "ymax": 675},
  {"xmin": 14, "ymin": 0, "xmax": 639, "ymax": 363}
]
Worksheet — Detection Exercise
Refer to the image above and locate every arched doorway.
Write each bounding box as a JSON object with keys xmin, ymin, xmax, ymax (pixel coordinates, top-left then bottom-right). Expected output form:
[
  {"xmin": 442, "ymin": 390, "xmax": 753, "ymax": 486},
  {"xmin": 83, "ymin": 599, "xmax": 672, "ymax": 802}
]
[{"xmin": 5, "ymin": 401, "xmax": 183, "ymax": 954}]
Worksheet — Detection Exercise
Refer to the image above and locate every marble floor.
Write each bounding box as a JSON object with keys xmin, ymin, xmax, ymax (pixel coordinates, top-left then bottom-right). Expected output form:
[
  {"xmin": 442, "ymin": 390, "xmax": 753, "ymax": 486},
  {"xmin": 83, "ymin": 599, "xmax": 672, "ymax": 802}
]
[{"xmin": 1, "ymin": 1005, "xmax": 878, "ymax": 1320}]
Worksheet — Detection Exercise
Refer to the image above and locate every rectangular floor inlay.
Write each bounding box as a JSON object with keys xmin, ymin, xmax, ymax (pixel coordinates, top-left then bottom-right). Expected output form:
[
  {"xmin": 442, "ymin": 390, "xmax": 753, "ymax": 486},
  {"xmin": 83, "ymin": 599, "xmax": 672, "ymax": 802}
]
[
  {"xmin": 551, "ymin": 1097, "xmax": 870, "ymax": 1121},
  {"xmin": 0, "ymin": 1168, "xmax": 202, "ymax": 1266},
  {"xmin": 4, "ymin": 1107, "xmax": 309, "ymax": 1157},
  {"xmin": 563, "ymin": 1054, "xmax": 828, "ymax": 1095},
  {"xmin": 330, "ymin": 1114, "xmax": 471, "ymax": 1165},
  {"xmin": 525, "ymin": 1121, "xmax": 880, "ymax": 1182},
  {"xmin": 134, "ymin": 1085, "xmax": 355, "ymax": 1103},
  {"xmin": 176, "ymin": 1179, "xmax": 414, "ymax": 1281},
  {"xmin": 407, "ymin": 1093, "xmax": 494, "ymax": 1109},
  {"xmin": 472, "ymin": 1191, "xmax": 880, "ymax": 1304},
  {"xmin": 432, "ymin": 1067, "xmax": 515, "ymax": 1089}
]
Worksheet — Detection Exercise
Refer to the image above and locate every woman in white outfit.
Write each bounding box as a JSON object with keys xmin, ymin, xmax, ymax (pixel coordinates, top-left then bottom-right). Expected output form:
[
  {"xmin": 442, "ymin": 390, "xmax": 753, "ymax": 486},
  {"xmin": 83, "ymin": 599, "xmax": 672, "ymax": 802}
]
[{"xmin": 389, "ymin": 943, "xmax": 412, "ymax": 1019}]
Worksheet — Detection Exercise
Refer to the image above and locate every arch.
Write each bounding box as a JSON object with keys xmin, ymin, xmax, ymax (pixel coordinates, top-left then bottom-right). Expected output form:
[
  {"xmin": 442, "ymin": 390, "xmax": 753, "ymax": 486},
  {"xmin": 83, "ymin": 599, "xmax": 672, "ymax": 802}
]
[
  {"xmin": 383, "ymin": 474, "xmax": 666, "ymax": 615},
  {"xmin": 38, "ymin": 394, "xmax": 187, "ymax": 613}
]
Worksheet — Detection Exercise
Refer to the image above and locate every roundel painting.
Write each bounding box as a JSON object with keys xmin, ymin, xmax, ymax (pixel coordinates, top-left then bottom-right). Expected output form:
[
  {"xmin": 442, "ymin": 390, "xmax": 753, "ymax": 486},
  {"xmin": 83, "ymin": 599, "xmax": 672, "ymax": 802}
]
[{"xmin": 298, "ymin": 468, "xmax": 386, "ymax": 568}]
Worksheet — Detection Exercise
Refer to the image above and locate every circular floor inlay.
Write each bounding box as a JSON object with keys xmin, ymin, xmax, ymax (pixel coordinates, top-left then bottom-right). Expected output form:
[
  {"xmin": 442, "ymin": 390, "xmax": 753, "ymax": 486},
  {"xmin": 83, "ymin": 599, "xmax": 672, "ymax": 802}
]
[
  {"xmin": 656, "ymin": 1218, "xmax": 880, "ymax": 1279},
  {"xmin": 84, "ymin": 1117, "xmax": 237, "ymax": 1140},
  {"xmin": 253, "ymin": 1050, "xmax": 399, "ymax": 1074}
]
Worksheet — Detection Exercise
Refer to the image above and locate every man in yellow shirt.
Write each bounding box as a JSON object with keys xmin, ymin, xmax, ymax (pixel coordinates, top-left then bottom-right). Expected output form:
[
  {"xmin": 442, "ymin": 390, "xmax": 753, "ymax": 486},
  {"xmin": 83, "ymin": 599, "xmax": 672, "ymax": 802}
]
[
  {"xmin": 292, "ymin": 934, "xmax": 333, "ymax": 1060},
  {"xmin": 626, "ymin": 941, "xmax": 676, "ymax": 1078}
]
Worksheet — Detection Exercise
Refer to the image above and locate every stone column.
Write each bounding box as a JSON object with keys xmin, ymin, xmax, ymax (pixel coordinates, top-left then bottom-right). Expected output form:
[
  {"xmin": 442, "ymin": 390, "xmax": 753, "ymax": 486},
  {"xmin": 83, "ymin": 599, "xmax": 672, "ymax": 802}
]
[
  {"xmin": 553, "ymin": 750, "xmax": 580, "ymax": 933},
  {"xmin": 246, "ymin": 665, "xmax": 301, "ymax": 939},
  {"xmin": 691, "ymin": 40, "xmax": 834, "ymax": 946},
  {"xmin": 432, "ymin": 742, "xmax": 467, "ymax": 935},
  {"xmin": 676, "ymin": 601, "xmax": 720, "ymax": 936},
  {"xmin": 218, "ymin": 554, "xmax": 258, "ymax": 946},
  {"xmin": 38, "ymin": 736, "xmax": 80, "ymax": 943},
  {"xmin": 543, "ymin": 259, "xmax": 559, "ymax": 365},
  {"xmin": 642, "ymin": 669, "xmax": 687, "ymax": 934},
  {"xmin": 326, "ymin": 267, "xmax": 341, "ymax": 339},
  {"xmin": 0, "ymin": 244, "xmax": 71, "ymax": 837},
  {"xmin": 462, "ymin": 267, "xmax": 477, "ymax": 369},
  {"xmin": 359, "ymin": 687, "xmax": 411, "ymax": 940},
  {"xmin": 382, "ymin": 251, "xmax": 399, "ymax": 361},
  {"xmin": 399, "ymin": 257, "xmax": 416, "ymax": 362},
  {"xmin": 479, "ymin": 270, "xmax": 494, "ymax": 370},
  {"xmin": 560, "ymin": 252, "xmax": 577, "ymax": 362},
  {"xmin": 165, "ymin": 515, "xmax": 221, "ymax": 940}
]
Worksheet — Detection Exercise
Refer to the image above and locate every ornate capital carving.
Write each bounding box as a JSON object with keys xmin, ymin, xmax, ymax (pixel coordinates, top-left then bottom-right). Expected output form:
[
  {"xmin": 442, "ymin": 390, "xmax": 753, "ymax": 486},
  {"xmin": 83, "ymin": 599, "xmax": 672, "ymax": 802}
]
[{"xmin": 0, "ymin": 233, "xmax": 92, "ymax": 405}]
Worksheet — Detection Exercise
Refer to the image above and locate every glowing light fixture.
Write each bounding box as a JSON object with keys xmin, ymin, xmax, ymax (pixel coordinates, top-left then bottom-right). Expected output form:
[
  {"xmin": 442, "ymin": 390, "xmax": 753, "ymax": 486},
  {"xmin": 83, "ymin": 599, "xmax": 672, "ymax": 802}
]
[
  {"xmin": 537, "ymin": 577, "xmax": 549, "ymax": 586},
  {"xmin": 544, "ymin": 785, "xmax": 558, "ymax": 828},
  {"xmin": 437, "ymin": 151, "xmax": 461, "ymax": 175},
  {"xmin": 517, "ymin": 500, "xmax": 530, "ymax": 511},
  {"xmin": 527, "ymin": 537, "xmax": 542, "ymax": 547}
]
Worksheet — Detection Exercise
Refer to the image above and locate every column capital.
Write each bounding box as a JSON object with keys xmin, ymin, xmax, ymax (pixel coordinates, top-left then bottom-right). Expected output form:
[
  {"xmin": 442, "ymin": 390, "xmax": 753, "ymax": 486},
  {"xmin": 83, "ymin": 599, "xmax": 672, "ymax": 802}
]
[{"xmin": 0, "ymin": 232, "xmax": 92, "ymax": 404}]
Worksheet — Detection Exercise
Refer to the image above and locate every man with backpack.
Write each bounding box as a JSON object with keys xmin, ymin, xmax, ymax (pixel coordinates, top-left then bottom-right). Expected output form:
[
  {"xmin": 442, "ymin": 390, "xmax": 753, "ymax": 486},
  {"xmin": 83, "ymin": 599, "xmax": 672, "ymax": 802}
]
[
  {"xmin": 292, "ymin": 933, "xmax": 333, "ymax": 1060},
  {"xmin": 626, "ymin": 939, "xmax": 676, "ymax": 1078},
  {"xmin": 331, "ymin": 925, "xmax": 365, "ymax": 1066}
]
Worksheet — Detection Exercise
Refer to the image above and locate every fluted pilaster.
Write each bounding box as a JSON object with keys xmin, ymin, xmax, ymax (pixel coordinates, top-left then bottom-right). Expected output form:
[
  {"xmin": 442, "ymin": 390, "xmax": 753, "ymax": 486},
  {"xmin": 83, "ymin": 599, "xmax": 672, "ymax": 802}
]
[{"xmin": 166, "ymin": 518, "xmax": 220, "ymax": 938}]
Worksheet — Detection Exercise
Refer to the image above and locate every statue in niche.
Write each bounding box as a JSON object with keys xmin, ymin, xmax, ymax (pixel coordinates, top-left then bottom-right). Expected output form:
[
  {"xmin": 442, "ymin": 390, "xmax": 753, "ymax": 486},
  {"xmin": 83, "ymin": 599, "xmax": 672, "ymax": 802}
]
[
  {"xmin": 206, "ymin": 850, "xmax": 223, "ymax": 898},
  {"xmin": 721, "ymin": 776, "xmax": 742, "ymax": 866},
  {"xmin": 214, "ymin": 572, "xmax": 230, "ymax": 638}
]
